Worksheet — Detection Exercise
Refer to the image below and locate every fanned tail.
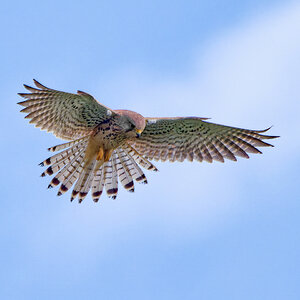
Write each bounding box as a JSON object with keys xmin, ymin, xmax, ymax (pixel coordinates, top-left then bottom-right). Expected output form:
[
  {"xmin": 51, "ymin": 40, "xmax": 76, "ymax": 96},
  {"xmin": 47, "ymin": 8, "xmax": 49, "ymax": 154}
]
[
  {"xmin": 90, "ymin": 146, "xmax": 156, "ymax": 201},
  {"xmin": 40, "ymin": 140, "xmax": 158, "ymax": 202}
]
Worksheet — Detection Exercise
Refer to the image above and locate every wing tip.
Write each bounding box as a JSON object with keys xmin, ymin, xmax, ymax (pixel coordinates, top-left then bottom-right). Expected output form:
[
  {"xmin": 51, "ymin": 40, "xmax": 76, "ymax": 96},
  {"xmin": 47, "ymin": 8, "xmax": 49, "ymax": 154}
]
[
  {"xmin": 33, "ymin": 79, "xmax": 49, "ymax": 90},
  {"xmin": 23, "ymin": 84, "xmax": 32, "ymax": 89},
  {"xmin": 255, "ymin": 126, "xmax": 274, "ymax": 133},
  {"xmin": 17, "ymin": 99, "xmax": 27, "ymax": 106},
  {"xmin": 255, "ymin": 126, "xmax": 280, "ymax": 139}
]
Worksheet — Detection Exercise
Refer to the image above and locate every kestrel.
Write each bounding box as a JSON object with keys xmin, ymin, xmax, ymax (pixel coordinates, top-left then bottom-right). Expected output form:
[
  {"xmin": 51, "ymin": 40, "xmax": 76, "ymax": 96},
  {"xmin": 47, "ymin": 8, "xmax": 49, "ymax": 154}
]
[{"xmin": 18, "ymin": 80, "xmax": 278, "ymax": 202}]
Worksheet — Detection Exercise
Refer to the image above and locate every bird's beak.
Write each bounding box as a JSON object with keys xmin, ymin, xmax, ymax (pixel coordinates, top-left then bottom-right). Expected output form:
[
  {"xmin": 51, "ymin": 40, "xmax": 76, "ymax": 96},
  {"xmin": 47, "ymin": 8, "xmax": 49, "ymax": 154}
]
[{"xmin": 136, "ymin": 129, "xmax": 142, "ymax": 138}]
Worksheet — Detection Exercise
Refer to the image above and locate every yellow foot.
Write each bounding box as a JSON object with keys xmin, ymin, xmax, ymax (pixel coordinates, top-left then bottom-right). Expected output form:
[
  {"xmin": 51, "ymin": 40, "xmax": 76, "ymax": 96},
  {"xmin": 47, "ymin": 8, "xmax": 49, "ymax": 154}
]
[
  {"xmin": 96, "ymin": 147, "xmax": 104, "ymax": 161},
  {"xmin": 104, "ymin": 149, "xmax": 113, "ymax": 162}
]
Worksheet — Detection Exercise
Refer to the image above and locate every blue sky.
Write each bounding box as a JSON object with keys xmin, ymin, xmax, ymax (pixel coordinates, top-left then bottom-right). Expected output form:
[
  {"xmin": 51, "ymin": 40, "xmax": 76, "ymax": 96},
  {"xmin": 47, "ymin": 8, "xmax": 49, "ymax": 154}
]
[{"xmin": 1, "ymin": 0, "xmax": 299, "ymax": 299}]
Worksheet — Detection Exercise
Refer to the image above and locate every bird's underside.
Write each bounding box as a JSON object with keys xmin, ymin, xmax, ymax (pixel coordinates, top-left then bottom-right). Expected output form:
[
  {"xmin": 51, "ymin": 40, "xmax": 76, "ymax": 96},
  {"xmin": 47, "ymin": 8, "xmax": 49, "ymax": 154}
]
[{"xmin": 18, "ymin": 80, "xmax": 279, "ymax": 202}]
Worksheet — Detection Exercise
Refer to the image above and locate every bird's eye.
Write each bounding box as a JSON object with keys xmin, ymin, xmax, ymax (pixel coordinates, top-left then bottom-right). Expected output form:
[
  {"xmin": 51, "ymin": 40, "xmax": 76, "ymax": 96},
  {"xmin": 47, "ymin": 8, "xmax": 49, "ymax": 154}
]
[{"xmin": 126, "ymin": 123, "xmax": 135, "ymax": 132}]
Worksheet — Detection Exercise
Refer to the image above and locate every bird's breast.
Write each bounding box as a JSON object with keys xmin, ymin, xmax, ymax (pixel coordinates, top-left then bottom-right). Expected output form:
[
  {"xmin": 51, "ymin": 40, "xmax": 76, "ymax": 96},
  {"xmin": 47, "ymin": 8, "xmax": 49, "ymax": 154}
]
[{"xmin": 92, "ymin": 122, "xmax": 127, "ymax": 150}]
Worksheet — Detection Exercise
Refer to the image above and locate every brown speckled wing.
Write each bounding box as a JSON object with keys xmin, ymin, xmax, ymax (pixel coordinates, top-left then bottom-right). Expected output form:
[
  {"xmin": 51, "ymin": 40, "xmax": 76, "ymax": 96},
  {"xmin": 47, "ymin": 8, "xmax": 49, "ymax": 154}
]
[
  {"xmin": 129, "ymin": 117, "xmax": 279, "ymax": 163},
  {"xmin": 18, "ymin": 79, "xmax": 115, "ymax": 140}
]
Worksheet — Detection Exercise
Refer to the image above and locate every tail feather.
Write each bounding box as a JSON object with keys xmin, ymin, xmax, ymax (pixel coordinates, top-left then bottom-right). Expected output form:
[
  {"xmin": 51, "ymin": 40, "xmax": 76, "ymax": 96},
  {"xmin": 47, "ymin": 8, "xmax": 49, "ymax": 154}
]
[
  {"xmin": 91, "ymin": 166, "xmax": 105, "ymax": 202},
  {"xmin": 40, "ymin": 143, "xmax": 87, "ymax": 176},
  {"xmin": 47, "ymin": 136, "xmax": 89, "ymax": 152},
  {"xmin": 123, "ymin": 143, "xmax": 158, "ymax": 171},
  {"xmin": 104, "ymin": 159, "xmax": 118, "ymax": 199},
  {"xmin": 114, "ymin": 149, "xmax": 134, "ymax": 192},
  {"xmin": 72, "ymin": 160, "xmax": 97, "ymax": 203},
  {"xmin": 40, "ymin": 139, "xmax": 157, "ymax": 202},
  {"xmin": 48, "ymin": 151, "xmax": 85, "ymax": 189},
  {"xmin": 120, "ymin": 147, "xmax": 148, "ymax": 184},
  {"xmin": 42, "ymin": 150, "xmax": 79, "ymax": 177},
  {"xmin": 80, "ymin": 161, "xmax": 98, "ymax": 202},
  {"xmin": 57, "ymin": 153, "xmax": 86, "ymax": 196}
]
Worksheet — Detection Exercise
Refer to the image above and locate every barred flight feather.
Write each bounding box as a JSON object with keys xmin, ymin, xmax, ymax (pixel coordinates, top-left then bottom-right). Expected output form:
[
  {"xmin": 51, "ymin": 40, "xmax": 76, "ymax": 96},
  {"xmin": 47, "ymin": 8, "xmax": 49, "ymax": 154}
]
[
  {"xmin": 48, "ymin": 150, "xmax": 86, "ymax": 189},
  {"xmin": 73, "ymin": 160, "xmax": 97, "ymax": 203},
  {"xmin": 19, "ymin": 81, "xmax": 278, "ymax": 202},
  {"xmin": 122, "ymin": 143, "xmax": 158, "ymax": 171},
  {"xmin": 57, "ymin": 158, "xmax": 85, "ymax": 196},
  {"xmin": 119, "ymin": 147, "xmax": 148, "ymax": 184},
  {"xmin": 130, "ymin": 118, "xmax": 278, "ymax": 164},
  {"xmin": 114, "ymin": 149, "xmax": 134, "ymax": 192},
  {"xmin": 18, "ymin": 79, "xmax": 115, "ymax": 140},
  {"xmin": 104, "ymin": 157, "xmax": 118, "ymax": 199},
  {"xmin": 91, "ymin": 166, "xmax": 105, "ymax": 202},
  {"xmin": 39, "ymin": 141, "xmax": 156, "ymax": 202},
  {"xmin": 47, "ymin": 137, "xmax": 89, "ymax": 152},
  {"xmin": 40, "ymin": 142, "xmax": 87, "ymax": 174}
]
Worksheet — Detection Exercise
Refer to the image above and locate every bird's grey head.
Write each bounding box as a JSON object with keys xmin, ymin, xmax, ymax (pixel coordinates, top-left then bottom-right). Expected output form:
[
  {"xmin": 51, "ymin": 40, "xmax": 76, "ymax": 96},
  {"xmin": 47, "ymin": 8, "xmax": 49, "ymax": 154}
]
[{"xmin": 114, "ymin": 109, "xmax": 146, "ymax": 138}]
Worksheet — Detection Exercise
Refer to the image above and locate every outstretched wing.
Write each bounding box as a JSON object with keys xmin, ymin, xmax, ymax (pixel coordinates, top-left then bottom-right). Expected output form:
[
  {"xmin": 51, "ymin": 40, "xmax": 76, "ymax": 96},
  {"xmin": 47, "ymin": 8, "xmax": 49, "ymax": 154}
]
[
  {"xmin": 18, "ymin": 80, "xmax": 115, "ymax": 140},
  {"xmin": 129, "ymin": 117, "xmax": 279, "ymax": 162}
]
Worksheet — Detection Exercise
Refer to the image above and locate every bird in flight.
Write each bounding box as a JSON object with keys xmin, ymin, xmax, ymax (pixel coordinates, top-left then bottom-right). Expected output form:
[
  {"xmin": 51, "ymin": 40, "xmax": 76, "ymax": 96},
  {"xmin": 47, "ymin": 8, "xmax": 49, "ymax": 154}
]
[{"xmin": 18, "ymin": 80, "xmax": 278, "ymax": 202}]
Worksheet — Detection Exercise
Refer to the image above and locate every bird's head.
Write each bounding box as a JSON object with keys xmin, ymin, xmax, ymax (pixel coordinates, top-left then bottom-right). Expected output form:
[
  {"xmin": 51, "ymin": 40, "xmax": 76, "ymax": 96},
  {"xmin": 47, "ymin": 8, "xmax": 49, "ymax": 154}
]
[{"xmin": 114, "ymin": 109, "xmax": 146, "ymax": 138}]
